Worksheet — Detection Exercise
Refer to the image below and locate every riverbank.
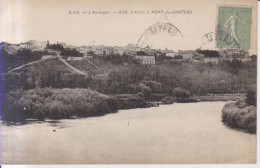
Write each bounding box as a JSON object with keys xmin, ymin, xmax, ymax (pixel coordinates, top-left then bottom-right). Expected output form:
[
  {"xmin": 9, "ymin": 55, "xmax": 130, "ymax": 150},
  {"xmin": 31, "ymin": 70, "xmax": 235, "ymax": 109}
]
[
  {"xmin": 222, "ymin": 100, "xmax": 256, "ymax": 133},
  {"xmin": 1, "ymin": 88, "xmax": 247, "ymax": 123},
  {"xmin": 193, "ymin": 93, "xmax": 246, "ymax": 102},
  {"xmin": 116, "ymin": 93, "xmax": 246, "ymax": 108},
  {"xmin": 1, "ymin": 88, "xmax": 119, "ymax": 122}
]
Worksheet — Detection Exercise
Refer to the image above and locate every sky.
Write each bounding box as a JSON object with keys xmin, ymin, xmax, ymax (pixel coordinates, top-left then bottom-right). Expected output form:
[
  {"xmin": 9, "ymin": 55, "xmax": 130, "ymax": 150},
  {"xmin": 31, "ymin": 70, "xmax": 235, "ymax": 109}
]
[{"xmin": 0, "ymin": 0, "xmax": 257, "ymax": 54}]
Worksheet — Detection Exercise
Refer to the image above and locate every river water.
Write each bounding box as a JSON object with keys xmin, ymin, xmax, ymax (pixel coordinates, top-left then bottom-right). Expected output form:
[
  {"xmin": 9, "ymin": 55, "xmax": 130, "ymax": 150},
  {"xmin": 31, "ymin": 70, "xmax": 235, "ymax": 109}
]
[{"xmin": 0, "ymin": 102, "xmax": 256, "ymax": 164}]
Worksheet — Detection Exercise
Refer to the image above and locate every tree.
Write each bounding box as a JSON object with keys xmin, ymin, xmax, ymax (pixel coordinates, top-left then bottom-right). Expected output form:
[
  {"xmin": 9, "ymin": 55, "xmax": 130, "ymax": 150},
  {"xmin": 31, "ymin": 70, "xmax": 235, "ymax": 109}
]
[
  {"xmin": 137, "ymin": 51, "xmax": 148, "ymax": 56},
  {"xmin": 174, "ymin": 55, "xmax": 183, "ymax": 60},
  {"xmin": 45, "ymin": 43, "xmax": 64, "ymax": 50},
  {"xmin": 197, "ymin": 50, "xmax": 220, "ymax": 57}
]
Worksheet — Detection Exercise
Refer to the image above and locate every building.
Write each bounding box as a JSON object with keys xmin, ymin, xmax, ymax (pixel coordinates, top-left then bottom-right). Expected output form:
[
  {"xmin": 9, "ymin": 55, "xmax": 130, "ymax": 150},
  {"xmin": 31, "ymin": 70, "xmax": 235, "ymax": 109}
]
[
  {"xmin": 154, "ymin": 49, "xmax": 163, "ymax": 56},
  {"xmin": 20, "ymin": 40, "xmax": 47, "ymax": 50},
  {"xmin": 218, "ymin": 48, "xmax": 249, "ymax": 60},
  {"xmin": 95, "ymin": 48, "xmax": 105, "ymax": 55},
  {"xmin": 138, "ymin": 46, "xmax": 155, "ymax": 56},
  {"xmin": 20, "ymin": 42, "xmax": 34, "ymax": 49},
  {"xmin": 83, "ymin": 53, "xmax": 93, "ymax": 59},
  {"xmin": 135, "ymin": 55, "xmax": 156, "ymax": 65},
  {"xmin": 204, "ymin": 57, "xmax": 220, "ymax": 64},
  {"xmin": 177, "ymin": 50, "xmax": 194, "ymax": 60},
  {"xmin": 78, "ymin": 45, "xmax": 92, "ymax": 53},
  {"xmin": 124, "ymin": 44, "xmax": 137, "ymax": 56},
  {"xmin": 162, "ymin": 48, "xmax": 174, "ymax": 57},
  {"xmin": 67, "ymin": 45, "xmax": 78, "ymax": 50},
  {"xmin": 113, "ymin": 47, "xmax": 125, "ymax": 55},
  {"xmin": 92, "ymin": 45, "xmax": 110, "ymax": 56}
]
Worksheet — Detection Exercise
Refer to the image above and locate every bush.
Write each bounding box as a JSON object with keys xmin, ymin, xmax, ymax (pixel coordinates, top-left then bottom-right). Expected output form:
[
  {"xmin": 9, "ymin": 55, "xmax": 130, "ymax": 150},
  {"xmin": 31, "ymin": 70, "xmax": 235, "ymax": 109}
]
[
  {"xmin": 131, "ymin": 83, "xmax": 152, "ymax": 98},
  {"xmin": 222, "ymin": 101, "xmax": 256, "ymax": 133},
  {"xmin": 117, "ymin": 96, "xmax": 147, "ymax": 109},
  {"xmin": 2, "ymin": 88, "xmax": 119, "ymax": 121},
  {"xmin": 142, "ymin": 80, "xmax": 162, "ymax": 93},
  {"xmin": 246, "ymin": 90, "xmax": 256, "ymax": 106},
  {"xmin": 172, "ymin": 87, "xmax": 191, "ymax": 100},
  {"xmin": 106, "ymin": 97, "xmax": 119, "ymax": 112},
  {"xmin": 235, "ymin": 99, "xmax": 248, "ymax": 108},
  {"xmin": 140, "ymin": 84, "xmax": 152, "ymax": 98}
]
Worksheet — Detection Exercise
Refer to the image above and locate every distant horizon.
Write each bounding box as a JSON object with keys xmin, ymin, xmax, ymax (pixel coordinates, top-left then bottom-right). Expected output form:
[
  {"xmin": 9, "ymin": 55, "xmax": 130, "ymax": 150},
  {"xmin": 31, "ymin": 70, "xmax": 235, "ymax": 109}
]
[
  {"xmin": 2, "ymin": 40, "xmax": 256, "ymax": 55},
  {"xmin": 1, "ymin": 0, "xmax": 256, "ymax": 55}
]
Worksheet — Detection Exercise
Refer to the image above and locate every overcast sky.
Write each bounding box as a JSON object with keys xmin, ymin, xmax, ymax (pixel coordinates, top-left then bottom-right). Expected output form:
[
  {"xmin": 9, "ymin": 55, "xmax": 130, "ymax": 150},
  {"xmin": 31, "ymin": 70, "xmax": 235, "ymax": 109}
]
[{"xmin": 0, "ymin": 0, "xmax": 257, "ymax": 54}]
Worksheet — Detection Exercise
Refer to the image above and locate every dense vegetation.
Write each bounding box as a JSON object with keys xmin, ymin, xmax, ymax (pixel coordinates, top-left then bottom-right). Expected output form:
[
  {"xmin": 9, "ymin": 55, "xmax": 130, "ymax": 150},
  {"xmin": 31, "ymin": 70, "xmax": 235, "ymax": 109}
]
[
  {"xmin": 61, "ymin": 48, "xmax": 83, "ymax": 58},
  {"xmin": 172, "ymin": 87, "xmax": 191, "ymax": 100},
  {"xmin": 97, "ymin": 54, "xmax": 140, "ymax": 65},
  {"xmin": 222, "ymin": 98, "xmax": 256, "ymax": 133},
  {"xmin": 2, "ymin": 56, "xmax": 256, "ymax": 96},
  {"xmin": 245, "ymin": 89, "xmax": 257, "ymax": 106},
  {"xmin": 1, "ymin": 49, "xmax": 257, "ymax": 123},
  {"xmin": 222, "ymin": 90, "xmax": 256, "ymax": 133},
  {"xmin": 196, "ymin": 49, "xmax": 220, "ymax": 57},
  {"xmin": 1, "ymin": 88, "xmax": 119, "ymax": 122},
  {"xmin": 46, "ymin": 43, "xmax": 64, "ymax": 50},
  {"xmin": 1, "ymin": 48, "xmax": 50, "ymax": 73}
]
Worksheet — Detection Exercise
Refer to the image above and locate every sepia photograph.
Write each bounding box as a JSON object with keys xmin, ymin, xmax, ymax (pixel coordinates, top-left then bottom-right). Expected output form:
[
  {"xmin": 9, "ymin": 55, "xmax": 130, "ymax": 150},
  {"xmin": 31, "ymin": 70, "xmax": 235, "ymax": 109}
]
[{"xmin": 0, "ymin": 0, "xmax": 258, "ymax": 165}]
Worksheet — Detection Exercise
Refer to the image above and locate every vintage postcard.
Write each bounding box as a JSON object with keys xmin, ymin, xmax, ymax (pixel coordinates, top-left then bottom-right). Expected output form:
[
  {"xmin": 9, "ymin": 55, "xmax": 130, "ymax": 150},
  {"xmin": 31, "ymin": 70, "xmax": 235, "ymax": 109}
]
[{"xmin": 0, "ymin": 0, "xmax": 258, "ymax": 165}]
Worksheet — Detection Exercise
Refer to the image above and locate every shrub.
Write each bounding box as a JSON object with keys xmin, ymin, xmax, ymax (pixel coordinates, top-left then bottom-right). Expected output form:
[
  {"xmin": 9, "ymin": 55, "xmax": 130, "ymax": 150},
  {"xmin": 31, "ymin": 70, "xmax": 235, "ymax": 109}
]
[
  {"xmin": 131, "ymin": 83, "xmax": 152, "ymax": 98},
  {"xmin": 246, "ymin": 90, "xmax": 256, "ymax": 106},
  {"xmin": 140, "ymin": 84, "xmax": 152, "ymax": 98},
  {"xmin": 172, "ymin": 87, "xmax": 191, "ymax": 100},
  {"xmin": 2, "ymin": 89, "xmax": 26, "ymax": 121},
  {"xmin": 222, "ymin": 101, "xmax": 256, "ymax": 133},
  {"xmin": 2, "ymin": 88, "xmax": 119, "ymax": 121},
  {"xmin": 142, "ymin": 80, "xmax": 162, "ymax": 93},
  {"xmin": 106, "ymin": 97, "xmax": 119, "ymax": 112},
  {"xmin": 49, "ymin": 101, "xmax": 64, "ymax": 119},
  {"xmin": 235, "ymin": 99, "xmax": 248, "ymax": 108}
]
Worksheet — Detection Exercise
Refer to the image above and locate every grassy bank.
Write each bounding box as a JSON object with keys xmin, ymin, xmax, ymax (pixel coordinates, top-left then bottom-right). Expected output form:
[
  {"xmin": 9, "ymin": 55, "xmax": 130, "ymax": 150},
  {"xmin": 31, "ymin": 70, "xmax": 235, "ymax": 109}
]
[
  {"xmin": 115, "ymin": 94, "xmax": 148, "ymax": 109},
  {"xmin": 222, "ymin": 101, "xmax": 256, "ymax": 133},
  {"xmin": 2, "ymin": 88, "xmax": 119, "ymax": 122},
  {"xmin": 194, "ymin": 93, "xmax": 246, "ymax": 102}
]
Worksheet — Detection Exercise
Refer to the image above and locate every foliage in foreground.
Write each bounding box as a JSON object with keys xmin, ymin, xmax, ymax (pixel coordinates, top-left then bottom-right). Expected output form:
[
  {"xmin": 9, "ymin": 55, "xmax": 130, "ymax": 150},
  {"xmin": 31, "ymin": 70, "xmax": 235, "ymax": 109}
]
[
  {"xmin": 1, "ymin": 88, "xmax": 119, "ymax": 122},
  {"xmin": 222, "ymin": 100, "xmax": 256, "ymax": 133},
  {"xmin": 245, "ymin": 90, "xmax": 256, "ymax": 106}
]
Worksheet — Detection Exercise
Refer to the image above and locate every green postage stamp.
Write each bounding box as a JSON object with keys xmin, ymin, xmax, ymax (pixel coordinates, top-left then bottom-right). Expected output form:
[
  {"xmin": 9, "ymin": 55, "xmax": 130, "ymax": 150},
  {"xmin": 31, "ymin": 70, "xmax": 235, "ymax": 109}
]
[{"xmin": 216, "ymin": 6, "xmax": 252, "ymax": 50}]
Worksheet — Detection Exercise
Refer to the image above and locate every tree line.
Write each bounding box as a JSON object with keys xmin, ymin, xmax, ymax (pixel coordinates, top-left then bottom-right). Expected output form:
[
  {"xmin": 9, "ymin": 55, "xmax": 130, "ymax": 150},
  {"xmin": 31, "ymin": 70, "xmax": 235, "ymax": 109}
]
[{"xmin": 2, "ymin": 56, "xmax": 256, "ymax": 97}]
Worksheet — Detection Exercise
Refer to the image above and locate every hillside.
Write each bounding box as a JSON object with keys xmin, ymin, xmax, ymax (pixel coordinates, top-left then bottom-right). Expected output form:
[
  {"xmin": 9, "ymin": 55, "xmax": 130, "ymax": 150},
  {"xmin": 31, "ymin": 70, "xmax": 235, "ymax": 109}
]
[
  {"xmin": 12, "ymin": 57, "xmax": 75, "ymax": 74},
  {"xmin": 2, "ymin": 56, "xmax": 256, "ymax": 96},
  {"xmin": 66, "ymin": 59, "xmax": 98, "ymax": 73},
  {"xmin": 66, "ymin": 58, "xmax": 131, "ymax": 79}
]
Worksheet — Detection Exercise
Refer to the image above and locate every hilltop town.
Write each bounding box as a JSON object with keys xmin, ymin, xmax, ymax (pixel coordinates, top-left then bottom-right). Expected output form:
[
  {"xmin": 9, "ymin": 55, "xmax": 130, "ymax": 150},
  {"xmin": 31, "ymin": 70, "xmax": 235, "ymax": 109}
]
[
  {"xmin": 1, "ymin": 40, "xmax": 255, "ymax": 68},
  {"xmin": 1, "ymin": 39, "xmax": 256, "ymax": 99}
]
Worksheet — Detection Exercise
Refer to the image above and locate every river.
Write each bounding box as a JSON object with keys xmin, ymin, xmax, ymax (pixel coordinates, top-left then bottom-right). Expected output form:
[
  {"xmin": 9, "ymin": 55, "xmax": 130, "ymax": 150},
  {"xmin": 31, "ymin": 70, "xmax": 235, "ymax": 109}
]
[{"xmin": 0, "ymin": 102, "xmax": 256, "ymax": 164}]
